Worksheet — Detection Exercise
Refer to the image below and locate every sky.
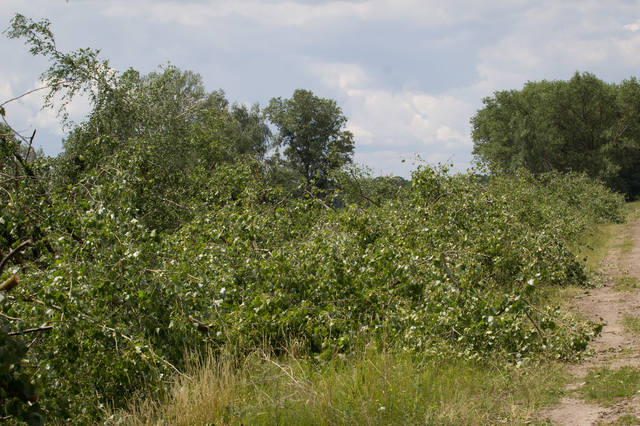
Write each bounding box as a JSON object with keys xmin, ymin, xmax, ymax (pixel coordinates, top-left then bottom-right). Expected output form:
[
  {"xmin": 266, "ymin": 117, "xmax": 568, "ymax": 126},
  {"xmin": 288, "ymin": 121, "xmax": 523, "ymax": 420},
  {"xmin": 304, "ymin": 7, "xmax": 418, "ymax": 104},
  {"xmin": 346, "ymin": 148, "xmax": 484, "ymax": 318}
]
[{"xmin": 2, "ymin": 0, "xmax": 640, "ymax": 177}]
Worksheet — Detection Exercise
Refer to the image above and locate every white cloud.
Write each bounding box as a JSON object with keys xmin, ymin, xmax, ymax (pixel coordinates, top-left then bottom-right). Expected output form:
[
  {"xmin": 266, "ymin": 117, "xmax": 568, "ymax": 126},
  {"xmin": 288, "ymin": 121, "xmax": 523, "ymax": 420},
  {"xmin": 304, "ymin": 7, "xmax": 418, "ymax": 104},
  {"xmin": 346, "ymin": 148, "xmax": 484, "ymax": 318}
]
[
  {"xmin": 0, "ymin": 73, "xmax": 19, "ymax": 101},
  {"xmin": 309, "ymin": 61, "xmax": 475, "ymax": 175},
  {"xmin": 470, "ymin": 1, "xmax": 640, "ymax": 95},
  {"xmin": 624, "ymin": 21, "xmax": 640, "ymax": 32},
  {"xmin": 353, "ymin": 150, "xmax": 412, "ymax": 177},
  {"xmin": 312, "ymin": 62, "xmax": 370, "ymax": 90},
  {"xmin": 99, "ymin": 0, "xmax": 372, "ymax": 28}
]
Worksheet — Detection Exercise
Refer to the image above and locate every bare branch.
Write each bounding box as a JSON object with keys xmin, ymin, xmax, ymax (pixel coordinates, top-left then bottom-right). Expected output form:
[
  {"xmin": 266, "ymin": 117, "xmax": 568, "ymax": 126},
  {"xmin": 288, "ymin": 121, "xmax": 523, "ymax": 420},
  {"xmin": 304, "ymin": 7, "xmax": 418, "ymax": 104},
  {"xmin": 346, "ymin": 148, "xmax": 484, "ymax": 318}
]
[
  {"xmin": 0, "ymin": 80, "xmax": 76, "ymax": 108},
  {"xmin": 0, "ymin": 275, "xmax": 20, "ymax": 292},
  {"xmin": 0, "ymin": 239, "xmax": 32, "ymax": 275},
  {"xmin": 8, "ymin": 325, "xmax": 54, "ymax": 336},
  {"xmin": 440, "ymin": 254, "xmax": 462, "ymax": 292}
]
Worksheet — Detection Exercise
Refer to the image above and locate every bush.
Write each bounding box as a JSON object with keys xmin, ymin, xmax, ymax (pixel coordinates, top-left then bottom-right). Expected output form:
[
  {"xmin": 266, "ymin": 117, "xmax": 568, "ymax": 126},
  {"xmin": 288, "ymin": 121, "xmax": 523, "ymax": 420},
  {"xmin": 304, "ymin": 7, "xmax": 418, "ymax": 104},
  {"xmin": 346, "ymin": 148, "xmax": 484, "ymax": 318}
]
[{"xmin": 2, "ymin": 163, "xmax": 622, "ymax": 421}]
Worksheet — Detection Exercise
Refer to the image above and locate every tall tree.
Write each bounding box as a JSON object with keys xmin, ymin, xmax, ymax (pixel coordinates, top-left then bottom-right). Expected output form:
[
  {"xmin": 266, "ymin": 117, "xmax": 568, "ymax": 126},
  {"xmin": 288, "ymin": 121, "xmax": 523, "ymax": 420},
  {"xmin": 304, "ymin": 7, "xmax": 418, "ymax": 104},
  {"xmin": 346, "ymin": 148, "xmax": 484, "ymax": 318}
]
[
  {"xmin": 265, "ymin": 89, "xmax": 355, "ymax": 188},
  {"xmin": 471, "ymin": 72, "xmax": 640, "ymax": 197}
]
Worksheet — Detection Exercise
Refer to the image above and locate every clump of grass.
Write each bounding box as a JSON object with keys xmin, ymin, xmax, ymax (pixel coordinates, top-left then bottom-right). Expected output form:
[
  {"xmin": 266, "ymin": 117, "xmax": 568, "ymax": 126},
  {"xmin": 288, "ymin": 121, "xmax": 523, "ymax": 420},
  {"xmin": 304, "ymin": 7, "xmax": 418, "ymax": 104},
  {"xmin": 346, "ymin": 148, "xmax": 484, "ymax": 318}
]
[
  {"xmin": 622, "ymin": 314, "xmax": 640, "ymax": 335},
  {"xmin": 577, "ymin": 223, "xmax": 622, "ymax": 275},
  {"xmin": 612, "ymin": 414, "xmax": 640, "ymax": 425},
  {"xmin": 577, "ymin": 201, "xmax": 640, "ymax": 277},
  {"xmin": 615, "ymin": 276, "xmax": 639, "ymax": 292},
  {"xmin": 109, "ymin": 349, "xmax": 568, "ymax": 425},
  {"xmin": 581, "ymin": 367, "xmax": 640, "ymax": 405},
  {"xmin": 619, "ymin": 234, "xmax": 635, "ymax": 254},
  {"xmin": 624, "ymin": 200, "xmax": 640, "ymax": 222},
  {"xmin": 615, "ymin": 201, "xmax": 640, "ymax": 255}
]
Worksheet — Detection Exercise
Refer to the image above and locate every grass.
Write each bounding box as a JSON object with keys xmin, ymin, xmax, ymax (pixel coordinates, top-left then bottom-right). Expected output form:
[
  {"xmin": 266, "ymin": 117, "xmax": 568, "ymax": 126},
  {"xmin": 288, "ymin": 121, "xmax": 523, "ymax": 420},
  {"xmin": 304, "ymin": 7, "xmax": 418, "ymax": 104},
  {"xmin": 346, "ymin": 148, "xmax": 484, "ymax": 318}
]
[
  {"xmin": 615, "ymin": 276, "xmax": 640, "ymax": 292},
  {"xmin": 609, "ymin": 414, "xmax": 640, "ymax": 425},
  {"xmin": 619, "ymin": 234, "xmax": 635, "ymax": 254},
  {"xmin": 575, "ymin": 201, "xmax": 640, "ymax": 283},
  {"xmin": 109, "ymin": 349, "xmax": 568, "ymax": 425},
  {"xmin": 622, "ymin": 314, "xmax": 640, "ymax": 335},
  {"xmin": 581, "ymin": 366, "xmax": 640, "ymax": 405},
  {"xmin": 577, "ymin": 221, "xmax": 622, "ymax": 276},
  {"xmin": 617, "ymin": 202, "xmax": 640, "ymax": 257}
]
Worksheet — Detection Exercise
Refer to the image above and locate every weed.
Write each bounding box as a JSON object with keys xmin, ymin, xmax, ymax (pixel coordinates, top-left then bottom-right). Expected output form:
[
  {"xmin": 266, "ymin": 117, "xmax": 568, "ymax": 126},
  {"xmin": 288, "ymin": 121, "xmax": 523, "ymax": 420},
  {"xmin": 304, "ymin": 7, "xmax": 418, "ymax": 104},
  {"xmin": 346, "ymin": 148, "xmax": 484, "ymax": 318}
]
[{"xmin": 581, "ymin": 367, "xmax": 640, "ymax": 405}]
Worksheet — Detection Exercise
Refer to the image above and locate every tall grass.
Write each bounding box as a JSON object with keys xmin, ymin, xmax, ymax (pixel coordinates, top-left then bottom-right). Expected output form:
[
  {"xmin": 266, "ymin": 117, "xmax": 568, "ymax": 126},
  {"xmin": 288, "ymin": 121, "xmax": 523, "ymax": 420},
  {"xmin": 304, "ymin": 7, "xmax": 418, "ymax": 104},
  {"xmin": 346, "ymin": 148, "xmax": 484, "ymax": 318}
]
[{"xmin": 110, "ymin": 348, "xmax": 567, "ymax": 425}]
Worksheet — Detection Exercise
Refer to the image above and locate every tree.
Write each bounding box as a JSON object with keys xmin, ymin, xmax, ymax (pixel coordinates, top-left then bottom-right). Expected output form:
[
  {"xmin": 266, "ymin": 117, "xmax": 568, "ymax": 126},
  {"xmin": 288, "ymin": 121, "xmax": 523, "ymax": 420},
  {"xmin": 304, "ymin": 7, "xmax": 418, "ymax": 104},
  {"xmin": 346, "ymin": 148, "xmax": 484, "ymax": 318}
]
[
  {"xmin": 471, "ymin": 72, "xmax": 640, "ymax": 197},
  {"xmin": 265, "ymin": 89, "xmax": 354, "ymax": 188}
]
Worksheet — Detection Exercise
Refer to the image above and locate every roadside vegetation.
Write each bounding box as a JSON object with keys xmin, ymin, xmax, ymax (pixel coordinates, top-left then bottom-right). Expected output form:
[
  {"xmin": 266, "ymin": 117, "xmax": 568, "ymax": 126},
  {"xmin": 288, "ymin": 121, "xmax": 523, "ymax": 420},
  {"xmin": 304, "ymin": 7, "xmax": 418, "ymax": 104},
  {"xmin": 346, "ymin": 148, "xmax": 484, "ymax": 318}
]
[
  {"xmin": 113, "ymin": 349, "xmax": 569, "ymax": 425},
  {"xmin": 0, "ymin": 14, "xmax": 634, "ymax": 425}
]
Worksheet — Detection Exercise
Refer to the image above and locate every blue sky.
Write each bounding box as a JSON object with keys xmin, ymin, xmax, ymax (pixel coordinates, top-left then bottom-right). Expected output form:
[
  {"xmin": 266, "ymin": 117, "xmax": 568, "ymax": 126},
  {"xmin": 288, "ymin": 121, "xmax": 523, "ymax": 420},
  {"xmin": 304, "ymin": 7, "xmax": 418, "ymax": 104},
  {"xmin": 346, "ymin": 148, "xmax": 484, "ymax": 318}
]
[{"xmin": 3, "ymin": 0, "xmax": 640, "ymax": 177}]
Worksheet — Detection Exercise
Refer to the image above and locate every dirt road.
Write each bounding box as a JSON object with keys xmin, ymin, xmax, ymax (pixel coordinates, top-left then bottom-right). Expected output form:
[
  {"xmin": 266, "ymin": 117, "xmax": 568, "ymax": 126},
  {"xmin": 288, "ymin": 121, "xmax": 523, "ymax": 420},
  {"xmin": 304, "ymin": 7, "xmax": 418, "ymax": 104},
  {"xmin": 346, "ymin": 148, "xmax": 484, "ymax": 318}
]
[{"xmin": 543, "ymin": 217, "xmax": 640, "ymax": 424}]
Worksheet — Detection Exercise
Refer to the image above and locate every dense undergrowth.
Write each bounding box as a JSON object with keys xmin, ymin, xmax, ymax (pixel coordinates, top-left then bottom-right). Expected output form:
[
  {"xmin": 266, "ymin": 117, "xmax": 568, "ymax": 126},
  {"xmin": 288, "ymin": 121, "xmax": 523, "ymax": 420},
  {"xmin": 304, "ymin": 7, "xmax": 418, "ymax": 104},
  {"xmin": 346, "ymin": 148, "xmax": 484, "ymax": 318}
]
[{"xmin": 1, "ymin": 159, "xmax": 624, "ymax": 423}]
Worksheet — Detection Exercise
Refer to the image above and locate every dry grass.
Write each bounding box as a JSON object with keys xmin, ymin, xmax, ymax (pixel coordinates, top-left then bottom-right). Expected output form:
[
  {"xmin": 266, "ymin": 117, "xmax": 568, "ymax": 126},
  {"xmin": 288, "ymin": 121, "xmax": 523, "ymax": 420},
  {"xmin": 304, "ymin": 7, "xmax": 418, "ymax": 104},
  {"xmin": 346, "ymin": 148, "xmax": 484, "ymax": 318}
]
[{"xmin": 108, "ymin": 348, "xmax": 568, "ymax": 426}]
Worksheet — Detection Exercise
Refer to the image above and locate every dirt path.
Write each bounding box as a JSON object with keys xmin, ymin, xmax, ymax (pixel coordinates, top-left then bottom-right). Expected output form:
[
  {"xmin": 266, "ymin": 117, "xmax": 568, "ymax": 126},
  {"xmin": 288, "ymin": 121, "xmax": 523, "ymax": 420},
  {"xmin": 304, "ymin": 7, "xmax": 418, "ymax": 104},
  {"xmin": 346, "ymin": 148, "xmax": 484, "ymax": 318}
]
[{"xmin": 542, "ymin": 218, "xmax": 640, "ymax": 425}]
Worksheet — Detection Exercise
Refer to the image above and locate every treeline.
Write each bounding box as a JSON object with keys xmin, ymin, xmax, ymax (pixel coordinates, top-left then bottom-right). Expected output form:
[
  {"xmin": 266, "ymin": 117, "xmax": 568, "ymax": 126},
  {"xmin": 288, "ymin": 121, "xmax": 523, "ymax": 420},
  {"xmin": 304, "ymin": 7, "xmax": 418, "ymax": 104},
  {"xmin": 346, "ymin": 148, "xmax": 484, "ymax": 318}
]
[
  {"xmin": 0, "ymin": 15, "xmax": 628, "ymax": 424},
  {"xmin": 473, "ymin": 71, "xmax": 640, "ymax": 198}
]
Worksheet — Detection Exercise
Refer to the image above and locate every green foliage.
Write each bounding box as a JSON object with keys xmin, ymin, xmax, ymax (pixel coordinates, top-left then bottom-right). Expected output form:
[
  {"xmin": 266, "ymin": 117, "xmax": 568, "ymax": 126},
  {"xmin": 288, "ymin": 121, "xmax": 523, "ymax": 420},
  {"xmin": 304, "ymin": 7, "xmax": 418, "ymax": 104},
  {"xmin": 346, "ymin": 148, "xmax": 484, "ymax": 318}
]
[
  {"xmin": 58, "ymin": 65, "xmax": 270, "ymax": 231},
  {"xmin": 472, "ymin": 72, "xmax": 640, "ymax": 198},
  {"xmin": 2, "ymin": 164, "xmax": 622, "ymax": 422},
  {"xmin": 265, "ymin": 89, "xmax": 355, "ymax": 188}
]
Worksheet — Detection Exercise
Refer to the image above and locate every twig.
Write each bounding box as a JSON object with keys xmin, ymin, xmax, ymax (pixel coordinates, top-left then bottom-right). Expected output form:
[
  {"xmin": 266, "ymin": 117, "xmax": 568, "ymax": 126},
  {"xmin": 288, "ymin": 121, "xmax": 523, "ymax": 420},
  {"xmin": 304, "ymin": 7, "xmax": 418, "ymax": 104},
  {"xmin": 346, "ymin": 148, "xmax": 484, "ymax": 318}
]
[
  {"xmin": 304, "ymin": 189, "xmax": 332, "ymax": 210},
  {"xmin": 8, "ymin": 325, "xmax": 54, "ymax": 336},
  {"xmin": 0, "ymin": 79, "xmax": 77, "ymax": 107},
  {"xmin": 0, "ymin": 239, "xmax": 32, "ymax": 275},
  {"xmin": 145, "ymin": 340, "xmax": 192, "ymax": 381},
  {"xmin": 357, "ymin": 190, "xmax": 380, "ymax": 207},
  {"xmin": 524, "ymin": 309, "xmax": 544, "ymax": 338},
  {"xmin": 26, "ymin": 334, "xmax": 41, "ymax": 349},
  {"xmin": 0, "ymin": 311, "xmax": 22, "ymax": 321},
  {"xmin": 188, "ymin": 315, "xmax": 210, "ymax": 333},
  {"xmin": 26, "ymin": 129, "xmax": 36, "ymax": 162}
]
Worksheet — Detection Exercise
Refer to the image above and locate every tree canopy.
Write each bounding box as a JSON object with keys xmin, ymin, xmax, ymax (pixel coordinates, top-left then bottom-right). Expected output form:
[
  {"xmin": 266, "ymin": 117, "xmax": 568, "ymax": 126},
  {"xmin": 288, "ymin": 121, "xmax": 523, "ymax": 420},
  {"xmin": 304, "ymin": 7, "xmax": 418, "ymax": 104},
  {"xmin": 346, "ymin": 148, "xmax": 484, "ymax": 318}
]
[
  {"xmin": 265, "ymin": 89, "xmax": 355, "ymax": 188},
  {"xmin": 471, "ymin": 72, "xmax": 640, "ymax": 198}
]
